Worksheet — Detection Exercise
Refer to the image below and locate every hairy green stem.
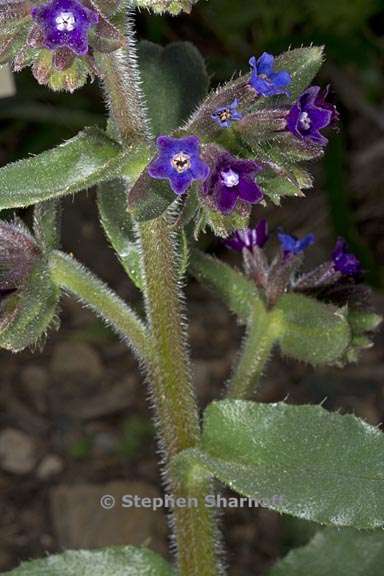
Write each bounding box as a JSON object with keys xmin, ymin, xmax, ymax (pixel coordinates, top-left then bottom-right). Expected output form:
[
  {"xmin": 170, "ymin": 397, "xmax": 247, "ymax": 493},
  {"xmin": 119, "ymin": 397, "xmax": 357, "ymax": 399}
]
[
  {"xmin": 138, "ymin": 218, "xmax": 222, "ymax": 576},
  {"xmin": 227, "ymin": 308, "xmax": 281, "ymax": 399},
  {"xmin": 49, "ymin": 250, "xmax": 150, "ymax": 363},
  {"xmin": 97, "ymin": 11, "xmax": 223, "ymax": 575},
  {"xmin": 96, "ymin": 13, "xmax": 151, "ymax": 144}
]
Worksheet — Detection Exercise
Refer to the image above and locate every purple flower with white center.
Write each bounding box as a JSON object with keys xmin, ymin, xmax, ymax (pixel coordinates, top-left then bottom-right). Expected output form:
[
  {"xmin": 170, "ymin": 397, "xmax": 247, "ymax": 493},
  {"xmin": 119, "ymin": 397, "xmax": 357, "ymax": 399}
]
[
  {"xmin": 211, "ymin": 99, "xmax": 242, "ymax": 128},
  {"xmin": 31, "ymin": 0, "xmax": 98, "ymax": 56},
  {"xmin": 249, "ymin": 53, "xmax": 291, "ymax": 96},
  {"xmin": 278, "ymin": 231, "xmax": 315, "ymax": 256},
  {"xmin": 203, "ymin": 153, "xmax": 263, "ymax": 214},
  {"xmin": 332, "ymin": 239, "xmax": 361, "ymax": 276},
  {"xmin": 286, "ymin": 86, "xmax": 338, "ymax": 146},
  {"xmin": 148, "ymin": 135, "xmax": 210, "ymax": 195},
  {"xmin": 225, "ymin": 220, "xmax": 268, "ymax": 252}
]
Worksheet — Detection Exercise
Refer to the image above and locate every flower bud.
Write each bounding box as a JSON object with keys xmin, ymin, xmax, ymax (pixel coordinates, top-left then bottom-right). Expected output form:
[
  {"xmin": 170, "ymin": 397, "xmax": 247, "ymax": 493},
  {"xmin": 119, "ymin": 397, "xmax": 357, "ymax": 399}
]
[{"xmin": 0, "ymin": 220, "xmax": 60, "ymax": 351}]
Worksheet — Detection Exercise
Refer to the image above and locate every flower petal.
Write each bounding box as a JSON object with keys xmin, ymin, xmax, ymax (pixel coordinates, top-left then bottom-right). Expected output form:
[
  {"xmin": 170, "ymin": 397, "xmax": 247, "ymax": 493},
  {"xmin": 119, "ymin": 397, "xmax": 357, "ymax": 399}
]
[
  {"xmin": 170, "ymin": 172, "xmax": 193, "ymax": 195},
  {"xmin": 237, "ymin": 178, "xmax": 263, "ymax": 204},
  {"xmin": 256, "ymin": 52, "xmax": 274, "ymax": 75},
  {"xmin": 216, "ymin": 185, "xmax": 238, "ymax": 213}
]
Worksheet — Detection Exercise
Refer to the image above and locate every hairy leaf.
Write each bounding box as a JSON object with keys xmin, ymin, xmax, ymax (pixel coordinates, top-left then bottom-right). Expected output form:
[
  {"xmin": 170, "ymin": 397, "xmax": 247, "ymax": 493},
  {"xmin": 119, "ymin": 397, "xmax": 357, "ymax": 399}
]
[
  {"xmin": 4, "ymin": 546, "xmax": 174, "ymax": 576},
  {"xmin": 195, "ymin": 400, "xmax": 384, "ymax": 529},
  {"xmin": 138, "ymin": 40, "xmax": 209, "ymax": 134},
  {"xmin": 97, "ymin": 179, "xmax": 144, "ymax": 290},
  {"xmin": 268, "ymin": 528, "xmax": 384, "ymax": 576},
  {"xmin": 276, "ymin": 293, "xmax": 351, "ymax": 365},
  {"xmin": 189, "ymin": 249, "xmax": 261, "ymax": 321},
  {"xmin": 0, "ymin": 128, "xmax": 128, "ymax": 209}
]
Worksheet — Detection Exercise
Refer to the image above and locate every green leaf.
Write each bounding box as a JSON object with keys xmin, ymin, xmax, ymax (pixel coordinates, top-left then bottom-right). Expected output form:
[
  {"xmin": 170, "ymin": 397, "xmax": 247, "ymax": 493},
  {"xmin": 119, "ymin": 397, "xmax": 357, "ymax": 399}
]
[
  {"xmin": 97, "ymin": 179, "xmax": 144, "ymax": 290},
  {"xmin": 195, "ymin": 400, "xmax": 384, "ymax": 529},
  {"xmin": 4, "ymin": 546, "xmax": 174, "ymax": 576},
  {"xmin": 138, "ymin": 40, "xmax": 209, "ymax": 134},
  {"xmin": 128, "ymin": 172, "xmax": 176, "ymax": 222},
  {"xmin": 276, "ymin": 293, "xmax": 351, "ymax": 365},
  {"xmin": 0, "ymin": 128, "xmax": 127, "ymax": 210},
  {"xmin": 0, "ymin": 258, "xmax": 60, "ymax": 352},
  {"xmin": 268, "ymin": 528, "xmax": 384, "ymax": 576},
  {"xmin": 275, "ymin": 46, "xmax": 325, "ymax": 100},
  {"xmin": 189, "ymin": 249, "xmax": 261, "ymax": 321}
]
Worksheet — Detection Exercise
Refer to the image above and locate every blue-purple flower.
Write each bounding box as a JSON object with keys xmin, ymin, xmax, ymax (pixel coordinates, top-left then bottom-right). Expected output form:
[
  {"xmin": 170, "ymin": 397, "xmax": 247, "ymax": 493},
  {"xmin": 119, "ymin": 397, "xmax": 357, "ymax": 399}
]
[
  {"xmin": 148, "ymin": 135, "xmax": 210, "ymax": 195},
  {"xmin": 211, "ymin": 99, "xmax": 242, "ymax": 128},
  {"xmin": 225, "ymin": 220, "xmax": 268, "ymax": 252},
  {"xmin": 31, "ymin": 0, "xmax": 98, "ymax": 56},
  {"xmin": 249, "ymin": 53, "xmax": 291, "ymax": 96},
  {"xmin": 286, "ymin": 86, "xmax": 338, "ymax": 146},
  {"xmin": 332, "ymin": 239, "xmax": 361, "ymax": 276},
  {"xmin": 278, "ymin": 231, "xmax": 315, "ymax": 256},
  {"xmin": 203, "ymin": 153, "xmax": 263, "ymax": 214}
]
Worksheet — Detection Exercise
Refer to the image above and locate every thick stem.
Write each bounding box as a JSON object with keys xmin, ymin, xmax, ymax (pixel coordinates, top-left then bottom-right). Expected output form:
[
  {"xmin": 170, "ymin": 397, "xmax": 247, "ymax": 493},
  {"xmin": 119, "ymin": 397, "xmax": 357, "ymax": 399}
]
[
  {"xmin": 138, "ymin": 217, "xmax": 222, "ymax": 576},
  {"xmin": 227, "ymin": 308, "xmax": 281, "ymax": 399},
  {"xmin": 98, "ymin": 11, "xmax": 222, "ymax": 574},
  {"xmin": 49, "ymin": 250, "xmax": 150, "ymax": 363},
  {"xmin": 96, "ymin": 13, "xmax": 152, "ymax": 144}
]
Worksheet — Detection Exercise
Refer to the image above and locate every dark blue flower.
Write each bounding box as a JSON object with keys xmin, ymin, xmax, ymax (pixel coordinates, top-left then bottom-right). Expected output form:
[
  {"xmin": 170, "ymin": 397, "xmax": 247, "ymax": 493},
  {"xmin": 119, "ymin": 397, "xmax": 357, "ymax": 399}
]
[
  {"xmin": 278, "ymin": 231, "xmax": 315, "ymax": 255},
  {"xmin": 203, "ymin": 153, "xmax": 263, "ymax": 214},
  {"xmin": 31, "ymin": 0, "xmax": 98, "ymax": 56},
  {"xmin": 286, "ymin": 86, "xmax": 338, "ymax": 146},
  {"xmin": 249, "ymin": 53, "xmax": 291, "ymax": 96},
  {"xmin": 211, "ymin": 99, "xmax": 242, "ymax": 128},
  {"xmin": 148, "ymin": 135, "xmax": 210, "ymax": 195},
  {"xmin": 225, "ymin": 220, "xmax": 268, "ymax": 252},
  {"xmin": 332, "ymin": 239, "xmax": 361, "ymax": 276}
]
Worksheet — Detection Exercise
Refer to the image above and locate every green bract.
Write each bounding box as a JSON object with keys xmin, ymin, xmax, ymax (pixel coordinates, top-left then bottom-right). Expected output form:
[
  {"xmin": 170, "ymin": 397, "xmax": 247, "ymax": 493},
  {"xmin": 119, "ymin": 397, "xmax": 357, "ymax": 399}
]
[{"xmin": 0, "ymin": 256, "xmax": 60, "ymax": 352}]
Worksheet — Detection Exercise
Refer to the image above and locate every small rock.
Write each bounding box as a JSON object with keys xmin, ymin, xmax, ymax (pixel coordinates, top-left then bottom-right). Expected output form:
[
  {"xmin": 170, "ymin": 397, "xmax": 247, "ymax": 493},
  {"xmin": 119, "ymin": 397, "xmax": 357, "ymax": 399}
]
[
  {"xmin": 50, "ymin": 342, "xmax": 103, "ymax": 380},
  {"xmin": 36, "ymin": 455, "xmax": 64, "ymax": 480},
  {"xmin": 50, "ymin": 481, "xmax": 167, "ymax": 552},
  {"xmin": 0, "ymin": 428, "xmax": 37, "ymax": 474},
  {"xmin": 21, "ymin": 365, "xmax": 49, "ymax": 413}
]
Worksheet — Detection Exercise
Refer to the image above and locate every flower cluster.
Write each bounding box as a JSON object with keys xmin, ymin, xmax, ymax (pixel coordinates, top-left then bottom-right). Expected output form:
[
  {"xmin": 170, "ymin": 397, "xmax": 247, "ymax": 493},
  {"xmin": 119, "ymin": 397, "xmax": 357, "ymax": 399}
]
[
  {"xmin": 0, "ymin": 0, "xmax": 124, "ymax": 91},
  {"xmin": 225, "ymin": 222, "xmax": 363, "ymax": 306},
  {"xmin": 148, "ymin": 50, "xmax": 338, "ymax": 226}
]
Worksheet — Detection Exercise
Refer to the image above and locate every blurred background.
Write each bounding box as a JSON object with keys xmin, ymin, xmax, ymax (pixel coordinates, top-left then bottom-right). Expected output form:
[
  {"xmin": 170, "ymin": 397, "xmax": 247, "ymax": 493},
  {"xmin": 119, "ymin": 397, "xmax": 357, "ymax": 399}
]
[{"xmin": 0, "ymin": 1, "xmax": 384, "ymax": 574}]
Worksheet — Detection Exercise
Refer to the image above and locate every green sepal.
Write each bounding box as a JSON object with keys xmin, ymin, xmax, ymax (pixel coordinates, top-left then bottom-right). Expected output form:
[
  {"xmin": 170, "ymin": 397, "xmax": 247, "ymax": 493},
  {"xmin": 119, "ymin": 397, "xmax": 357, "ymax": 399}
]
[
  {"xmin": 198, "ymin": 205, "xmax": 251, "ymax": 238},
  {"xmin": 138, "ymin": 40, "xmax": 208, "ymax": 134},
  {"xmin": 260, "ymin": 174, "xmax": 305, "ymax": 206},
  {"xmin": 31, "ymin": 49, "xmax": 91, "ymax": 93},
  {"xmin": 0, "ymin": 257, "xmax": 60, "ymax": 352},
  {"xmin": 97, "ymin": 179, "xmax": 144, "ymax": 290},
  {"xmin": 134, "ymin": 0, "xmax": 199, "ymax": 16},
  {"xmin": 348, "ymin": 310, "xmax": 382, "ymax": 334},
  {"xmin": 0, "ymin": 128, "xmax": 129, "ymax": 210},
  {"xmin": 267, "ymin": 527, "xmax": 384, "ymax": 576},
  {"xmin": 276, "ymin": 293, "xmax": 351, "ymax": 366},
  {"xmin": 0, "ymin": 25, "xmax": 28, "ymax": 64},
  {"xmin": 189, "ymin": 249, "xmax": 260, "ymax": 322},
  {"xmin": 4, "ymin": 546, "xmax": 175, "ymax": 576},
  {"xmin": 266, "ymin": 46, "xmax": 325, "ymax": 102},
  {"xmin": 190, "ymin": 400, "xmax": 384, "ymax": 529}
]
